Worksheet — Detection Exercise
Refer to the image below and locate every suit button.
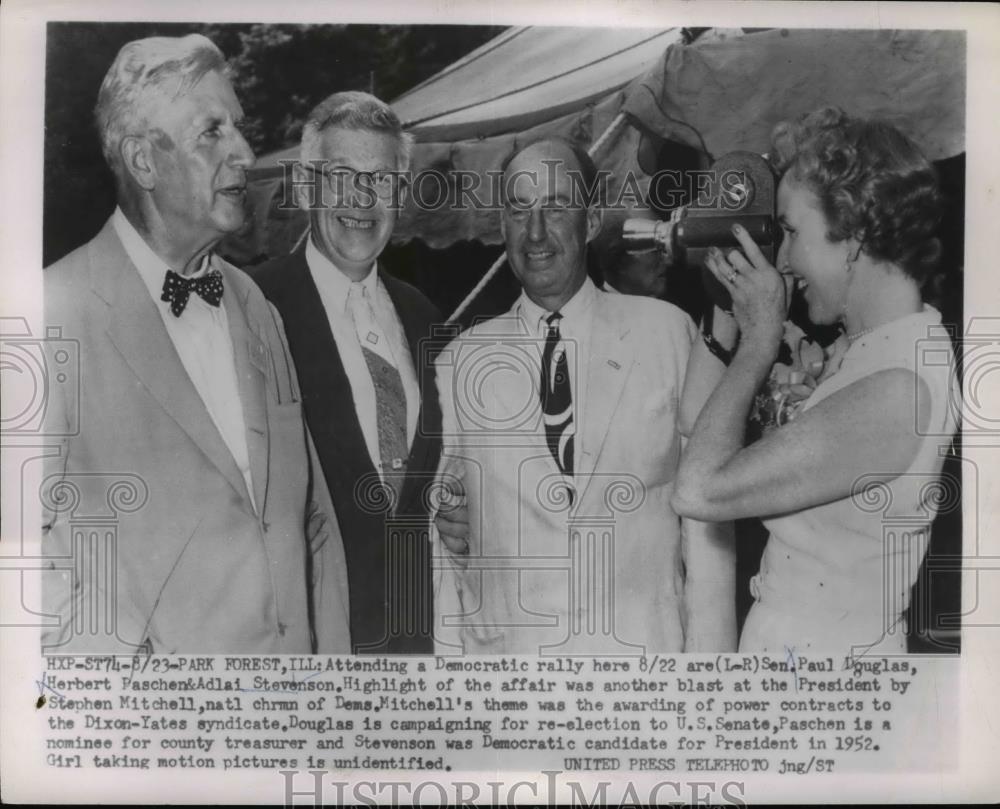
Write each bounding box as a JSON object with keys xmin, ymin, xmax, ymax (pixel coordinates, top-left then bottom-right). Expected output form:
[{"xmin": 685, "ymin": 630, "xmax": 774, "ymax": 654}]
[
  {"xmin": 278, "ymin": 622, "xmax": 287, "ymax": 636},
  {"xmin": 262, "ymin": 521, "xmax": 270, "ymax": 532}
]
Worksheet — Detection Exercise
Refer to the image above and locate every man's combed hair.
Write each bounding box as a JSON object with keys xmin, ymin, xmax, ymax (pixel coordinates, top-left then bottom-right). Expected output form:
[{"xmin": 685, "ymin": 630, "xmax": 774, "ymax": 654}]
[
  {"xmin": 95, "ymin": 34, "xmax": 227, "ymax": 182},
  {"xmin": 770, "ymin": 106, "xmax": 943, "ymax": 285},
  {"xmin": 300, "ymin": 91, "xmax": 414, "ymax": 172}
]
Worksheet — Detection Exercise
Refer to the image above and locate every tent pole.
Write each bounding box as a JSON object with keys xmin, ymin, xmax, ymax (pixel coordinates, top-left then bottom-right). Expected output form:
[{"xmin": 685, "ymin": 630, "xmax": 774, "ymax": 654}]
[
  {"xmin": 589, "ymin": 110, "xmax": 629, "ymax": 159},
  {"xmin": 444, "ymin": 250, "xmax": 508, "ymax": 324},
  {"xmin": 445, "ymin": 111, "xmax": 629, "ymax": 323},
  {"xmin": 290, "ymin": 225, "xmax": 311, "ymax": 256}
]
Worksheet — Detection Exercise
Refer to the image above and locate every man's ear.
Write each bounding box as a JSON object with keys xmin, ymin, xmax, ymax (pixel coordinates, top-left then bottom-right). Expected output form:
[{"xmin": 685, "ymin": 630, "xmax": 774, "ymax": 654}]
[
  {"xmin": 121, "ymin": 135, "xmax": 155, "ymax": 191},
  {"xmin": 585, "ymin": 204, "xmax": 603, "ymax": 243}
]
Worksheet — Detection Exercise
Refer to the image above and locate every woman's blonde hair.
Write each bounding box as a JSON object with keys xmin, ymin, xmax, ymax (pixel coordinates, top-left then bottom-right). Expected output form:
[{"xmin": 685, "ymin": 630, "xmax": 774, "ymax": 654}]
[{"xmin": 771, "ymin": 107, "xmax": 943, "ymax": 285}]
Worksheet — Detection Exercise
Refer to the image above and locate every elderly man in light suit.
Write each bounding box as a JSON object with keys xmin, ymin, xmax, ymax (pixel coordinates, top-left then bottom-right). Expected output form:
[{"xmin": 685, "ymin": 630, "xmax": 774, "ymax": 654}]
[
  {"xmin": 42, "ymin": 34, "xmax": 350, "ymax": 654},
  {"xmin": 435, "ymin": 139, "xmax": 735, "ymax": 653}
]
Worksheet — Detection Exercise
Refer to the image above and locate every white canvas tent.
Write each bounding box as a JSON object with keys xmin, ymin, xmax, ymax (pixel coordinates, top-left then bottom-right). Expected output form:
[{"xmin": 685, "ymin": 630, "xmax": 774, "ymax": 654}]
[
  {"xmin": 236, "ymin": 26, "xmax": 683, "ymax": 260},
  {"xmin": 232, "ymin": 26, "xmax": 965, "ymax": 262}
]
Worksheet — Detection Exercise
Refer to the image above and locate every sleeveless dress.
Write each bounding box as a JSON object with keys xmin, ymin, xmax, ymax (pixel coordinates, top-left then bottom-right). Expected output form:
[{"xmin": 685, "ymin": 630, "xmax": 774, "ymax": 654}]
[{"xmin": 739, "ymin": 306, "xmax": 960, "ymax": 658}]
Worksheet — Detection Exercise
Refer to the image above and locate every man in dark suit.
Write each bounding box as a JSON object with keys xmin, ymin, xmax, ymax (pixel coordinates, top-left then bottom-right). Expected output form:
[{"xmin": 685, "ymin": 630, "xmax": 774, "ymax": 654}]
[
  {"xmin": 250, "ymin": 92, "xmax": 442, "ymax": 654},
  {"xmin": 42, "ymin": 34, "xmax": 350, "ymax": 653}
]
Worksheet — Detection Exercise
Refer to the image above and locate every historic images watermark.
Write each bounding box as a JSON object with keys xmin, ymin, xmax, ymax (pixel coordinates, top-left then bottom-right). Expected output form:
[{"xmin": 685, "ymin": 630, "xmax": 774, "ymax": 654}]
[
  {"xmin": 278, "ymin": 159, "xmax": 756, "ymax": 214},
  {"xmin": 279, "ymin": 768, "xmax": 748, "ymax": 806}
]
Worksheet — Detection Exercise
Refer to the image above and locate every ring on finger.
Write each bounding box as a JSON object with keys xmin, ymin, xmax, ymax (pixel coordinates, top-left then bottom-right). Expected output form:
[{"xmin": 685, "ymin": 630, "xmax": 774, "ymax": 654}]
[{"xmin": 726, "ymin": 270, "xmax": 738, "ymax": 284}]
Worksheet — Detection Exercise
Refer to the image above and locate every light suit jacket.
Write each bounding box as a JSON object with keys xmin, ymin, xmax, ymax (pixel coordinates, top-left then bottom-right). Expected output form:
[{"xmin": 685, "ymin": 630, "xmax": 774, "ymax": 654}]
[
  {"xmin": 41, "ymin": 219, "xmax": 350, "ymax": 654},
  {"xmin": 435, "ymin": 284, "xmax": 735, "ymax": 654}
]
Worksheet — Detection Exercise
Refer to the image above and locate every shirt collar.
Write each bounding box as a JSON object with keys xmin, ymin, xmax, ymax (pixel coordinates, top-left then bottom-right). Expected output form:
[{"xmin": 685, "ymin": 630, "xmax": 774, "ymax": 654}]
[
  {"xmin": 305, "ymin": 236, "xmax": 379, "ymax": 313},
  {"xmin": 111, "ymin": 207, "xmax": 213, "ymax": 306},
  {"xmin": 517, "ymin": 275, "xmax": 597, "ymax": 336}
]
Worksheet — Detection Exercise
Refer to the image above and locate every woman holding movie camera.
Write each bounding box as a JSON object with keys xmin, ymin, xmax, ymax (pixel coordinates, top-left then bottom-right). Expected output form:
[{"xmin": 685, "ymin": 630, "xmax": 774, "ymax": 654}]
[{"xmin": 672, "ymin": 107, "xmax": 960, "ymax": 657}]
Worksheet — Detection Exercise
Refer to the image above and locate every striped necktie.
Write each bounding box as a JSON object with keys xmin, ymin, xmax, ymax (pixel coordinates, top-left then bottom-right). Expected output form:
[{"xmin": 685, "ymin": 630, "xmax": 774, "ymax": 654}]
[{"xmin": 540, "ymin": 312, "xmax": 574, "ymax": 485}]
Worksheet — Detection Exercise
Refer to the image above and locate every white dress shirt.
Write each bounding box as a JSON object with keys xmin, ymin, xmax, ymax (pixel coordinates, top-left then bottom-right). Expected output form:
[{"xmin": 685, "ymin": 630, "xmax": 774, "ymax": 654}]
[
  {"xmin": 304, "ymin": 237, "xmax": 420, "ymax": 480},
  {"xmin": 111, "ymin": 207, "xmax": 256, "ymax": 511}
]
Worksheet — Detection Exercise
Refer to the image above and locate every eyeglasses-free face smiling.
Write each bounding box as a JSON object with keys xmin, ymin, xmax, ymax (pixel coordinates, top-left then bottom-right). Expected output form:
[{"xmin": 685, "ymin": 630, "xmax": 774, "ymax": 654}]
[{"xmin": 776, "ymin": 175, "xmax": 855, "ymax": 326}]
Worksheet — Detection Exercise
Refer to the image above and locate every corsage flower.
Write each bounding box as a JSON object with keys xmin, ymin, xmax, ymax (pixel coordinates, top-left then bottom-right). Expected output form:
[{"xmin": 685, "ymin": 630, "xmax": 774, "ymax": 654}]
[{"xmin": 750, "ymin": 322, "xmax": 849, "ymax": 433}]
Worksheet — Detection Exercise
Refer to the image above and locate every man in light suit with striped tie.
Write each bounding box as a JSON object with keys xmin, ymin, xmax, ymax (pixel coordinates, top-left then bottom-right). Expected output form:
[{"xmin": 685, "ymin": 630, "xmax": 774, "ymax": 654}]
[{"xmin": 435, "ymin": 138, "xmax": 735, "ymax": 654}]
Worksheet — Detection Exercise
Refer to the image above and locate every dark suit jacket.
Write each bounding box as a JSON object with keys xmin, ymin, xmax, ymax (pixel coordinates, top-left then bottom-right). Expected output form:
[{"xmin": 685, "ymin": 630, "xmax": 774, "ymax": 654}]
[{"xmin": 250, "ymin": 248, "xmax": 442, "ymax": 653}]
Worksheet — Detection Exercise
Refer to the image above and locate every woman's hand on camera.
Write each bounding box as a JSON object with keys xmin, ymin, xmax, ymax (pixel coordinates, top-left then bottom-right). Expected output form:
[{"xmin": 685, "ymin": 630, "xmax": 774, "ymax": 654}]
[{"xmin": 705, "ymin": 224, "xmax": 788, "ymax": 360}]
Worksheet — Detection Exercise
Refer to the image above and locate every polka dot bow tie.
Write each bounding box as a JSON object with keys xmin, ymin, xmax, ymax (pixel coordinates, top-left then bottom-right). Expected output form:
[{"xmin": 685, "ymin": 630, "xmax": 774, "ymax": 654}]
[{"xmin": 161, "ymin": 269, "xmax": 224, "ymax": 317}]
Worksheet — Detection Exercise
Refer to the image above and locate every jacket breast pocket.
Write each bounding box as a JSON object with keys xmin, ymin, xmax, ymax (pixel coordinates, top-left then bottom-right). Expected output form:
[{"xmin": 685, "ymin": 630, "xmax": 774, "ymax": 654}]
[{"xmin": 268, "ymin": 399, "xmax": 305, "ymax": 431}]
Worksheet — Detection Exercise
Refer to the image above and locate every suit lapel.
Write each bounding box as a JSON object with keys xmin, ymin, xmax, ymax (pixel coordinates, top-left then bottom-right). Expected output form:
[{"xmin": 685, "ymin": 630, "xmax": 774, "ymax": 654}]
[
  {"xmin": 381, "ymin": 270, "xmax": 422, "ymax": 371},
  {"xmin": 284, "ymin": 252, "xmax": 379, "ymax": 488},
  {"xmin": 91, "ymin": 223, "xmax": 253, "ymax": 510},
  {"xmin": 575, "ymin": 296, "xmax": 633, "ymax": 503},
  {"xmin": 221, "ymin": 266, "xmax": 269, "ymax": 514}
]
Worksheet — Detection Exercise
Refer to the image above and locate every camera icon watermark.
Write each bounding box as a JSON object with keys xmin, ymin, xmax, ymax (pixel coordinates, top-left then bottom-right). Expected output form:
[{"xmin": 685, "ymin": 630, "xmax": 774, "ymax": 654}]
[
  {"xmin": 424, "ymin": 318, "xmax": 580, "ymax": 440},
  {"xmin": 914, "ymin": 316, "xmax": 1000, "ymax": 436},
  {"xmin": 0, "ymin": 317, "xmax": 79, "ymax": 436}
]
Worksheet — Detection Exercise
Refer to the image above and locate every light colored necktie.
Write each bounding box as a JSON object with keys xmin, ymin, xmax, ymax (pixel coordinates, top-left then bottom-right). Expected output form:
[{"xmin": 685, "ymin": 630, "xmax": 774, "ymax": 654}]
[
  {"xmin": 347, "ymin": 281, "xmax": 397, "ymax": 367},
  {"xmin": 347, "ymin": 282, "xmax": 408, "ymax": 508}
]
